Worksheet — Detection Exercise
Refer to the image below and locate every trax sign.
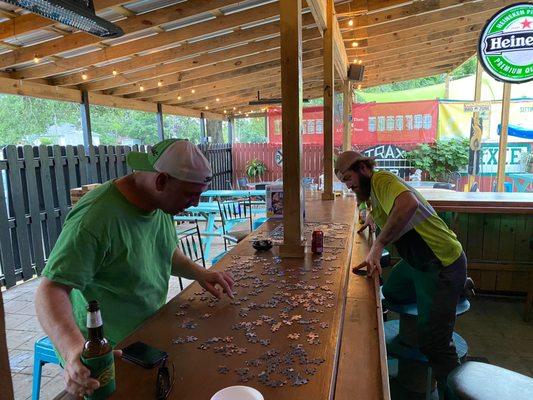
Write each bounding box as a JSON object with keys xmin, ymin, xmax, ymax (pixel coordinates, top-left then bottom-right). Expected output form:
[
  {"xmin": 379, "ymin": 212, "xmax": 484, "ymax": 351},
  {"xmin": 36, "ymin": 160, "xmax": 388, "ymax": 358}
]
[{"xmin": 478, "ymin": 3, "xmax": 533, "ymax": 83}]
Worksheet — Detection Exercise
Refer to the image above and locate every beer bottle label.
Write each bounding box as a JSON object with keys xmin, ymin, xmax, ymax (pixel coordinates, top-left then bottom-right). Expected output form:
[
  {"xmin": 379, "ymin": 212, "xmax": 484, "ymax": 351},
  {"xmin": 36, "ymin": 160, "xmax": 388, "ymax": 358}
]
[{"xmin": 81, "ymin": 352, "xmax": 116, "ymax": 399}]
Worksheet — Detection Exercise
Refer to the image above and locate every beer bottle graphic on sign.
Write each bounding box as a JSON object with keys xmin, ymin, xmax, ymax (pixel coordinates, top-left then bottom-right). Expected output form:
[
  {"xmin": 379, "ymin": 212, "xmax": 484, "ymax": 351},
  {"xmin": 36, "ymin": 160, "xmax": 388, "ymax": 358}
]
[{"xmin": 81, "ymin": 301, "xmax": 116, "ymax": 399}]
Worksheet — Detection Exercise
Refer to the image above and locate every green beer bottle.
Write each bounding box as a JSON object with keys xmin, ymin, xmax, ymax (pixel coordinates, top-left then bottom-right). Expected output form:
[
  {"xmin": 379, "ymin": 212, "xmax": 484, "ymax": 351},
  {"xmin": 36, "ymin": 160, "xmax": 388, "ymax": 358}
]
[{"xmin": 81, "ymin": 301, "xmax": 116, "ymax": 399}]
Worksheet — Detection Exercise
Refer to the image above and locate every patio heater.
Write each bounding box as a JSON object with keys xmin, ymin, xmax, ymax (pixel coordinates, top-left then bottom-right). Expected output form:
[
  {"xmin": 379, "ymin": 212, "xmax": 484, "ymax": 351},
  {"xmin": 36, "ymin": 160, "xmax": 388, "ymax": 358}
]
[{"xmin": 3, "ymin": 0, "xmax": 123, "ymax": 38}]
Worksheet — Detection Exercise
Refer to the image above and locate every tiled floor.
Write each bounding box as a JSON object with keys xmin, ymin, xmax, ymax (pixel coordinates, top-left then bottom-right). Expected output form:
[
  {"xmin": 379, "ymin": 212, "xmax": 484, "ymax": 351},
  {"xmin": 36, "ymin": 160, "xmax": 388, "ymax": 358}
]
[{"xmin": 3, "ymin": 266, "xmax": 532, "ymax": 399}]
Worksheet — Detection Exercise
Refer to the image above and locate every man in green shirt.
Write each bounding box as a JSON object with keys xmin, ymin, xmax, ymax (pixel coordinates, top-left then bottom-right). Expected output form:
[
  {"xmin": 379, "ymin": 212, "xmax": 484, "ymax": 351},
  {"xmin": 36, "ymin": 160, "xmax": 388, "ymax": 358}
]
[
  {"xmin": 335, "ymin": 150, "xmax": 467, "ymax": 393},
  {"xmin": 35, "ymin": 139, "xmax": 235, "ymax": 398}
]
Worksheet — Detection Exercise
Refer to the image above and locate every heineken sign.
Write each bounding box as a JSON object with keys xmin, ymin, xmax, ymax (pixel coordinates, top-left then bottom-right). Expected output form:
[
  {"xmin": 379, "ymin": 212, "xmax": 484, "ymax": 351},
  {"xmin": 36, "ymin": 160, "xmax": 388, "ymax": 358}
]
[{"xmin": 478, "ymin": 3, "xmax": 533, "ymax": 83}]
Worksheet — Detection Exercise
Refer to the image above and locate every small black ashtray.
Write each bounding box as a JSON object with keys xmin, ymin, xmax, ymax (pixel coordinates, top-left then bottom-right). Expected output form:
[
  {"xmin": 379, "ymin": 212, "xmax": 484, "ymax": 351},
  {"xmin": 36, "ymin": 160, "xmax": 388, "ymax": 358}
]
[{"xmin": 252, "ymin": 239, "xmax": 273, "ymax": 251}]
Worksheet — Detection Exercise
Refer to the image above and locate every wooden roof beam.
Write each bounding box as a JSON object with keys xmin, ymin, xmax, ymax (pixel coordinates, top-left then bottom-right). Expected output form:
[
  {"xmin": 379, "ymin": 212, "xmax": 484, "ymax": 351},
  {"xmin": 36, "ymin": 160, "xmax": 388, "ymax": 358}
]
[
  {"xmin": 307, "ymin": 0, "xmax": 348, "ymax": 81},
  {"xmin": 0, "ymin": 0, "xmax": 255, "ymax": 70},
  {"xmin": 0, "ymin": 75, "xmax": 222, "ymax": 119}
]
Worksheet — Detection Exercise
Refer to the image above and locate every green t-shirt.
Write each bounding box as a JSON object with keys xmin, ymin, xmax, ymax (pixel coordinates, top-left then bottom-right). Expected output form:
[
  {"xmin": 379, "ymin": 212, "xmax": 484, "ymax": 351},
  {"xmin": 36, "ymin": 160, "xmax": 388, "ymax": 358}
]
[
  {"xmin": 370, "ymin": 171, "xmax": 462, "ymax": 267},
  {"xmin": 42, "ymin": 181, "xmax": 178, "ymax": 350}
]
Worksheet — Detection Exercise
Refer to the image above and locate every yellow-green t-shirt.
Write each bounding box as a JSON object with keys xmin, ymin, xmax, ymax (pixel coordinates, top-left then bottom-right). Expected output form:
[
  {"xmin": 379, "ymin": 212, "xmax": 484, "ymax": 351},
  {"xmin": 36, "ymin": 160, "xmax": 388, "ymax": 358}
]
[{"xmin": 370, "ymin": 171, "xmax": 462, "ymax": 267}]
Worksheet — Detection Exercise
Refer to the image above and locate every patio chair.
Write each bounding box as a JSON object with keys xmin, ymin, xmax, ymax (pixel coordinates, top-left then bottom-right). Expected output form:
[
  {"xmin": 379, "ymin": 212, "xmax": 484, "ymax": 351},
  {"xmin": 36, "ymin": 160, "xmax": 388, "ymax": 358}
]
[
  {"xmin": 177, "ymin": 222, "xmax": 206, "ymax": 290},
  {"xmin": 433, "ymin": 182, "xmax": 454, "ymax": 190},
  {"xmin": 32, "ymin": 336, "xmax": 60, "ymax": 400},
  {"xmin": 302, "ymin": 177, "xmax": 314, "ymax": 188},
  {"xmin": 217, "ymin": 198, "xmax": 253, "ymax": 250},
  {"xmin": 237, "ymin": 177, "xmax": 249, "ymax": 189}
]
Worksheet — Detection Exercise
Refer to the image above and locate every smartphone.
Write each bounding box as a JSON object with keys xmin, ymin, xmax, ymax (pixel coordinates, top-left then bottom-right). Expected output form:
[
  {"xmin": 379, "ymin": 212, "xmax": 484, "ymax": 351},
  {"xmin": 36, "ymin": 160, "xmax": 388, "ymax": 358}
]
[{"xmin": 121, "ymin": 341, "xmax": 168, "ymax": 369}]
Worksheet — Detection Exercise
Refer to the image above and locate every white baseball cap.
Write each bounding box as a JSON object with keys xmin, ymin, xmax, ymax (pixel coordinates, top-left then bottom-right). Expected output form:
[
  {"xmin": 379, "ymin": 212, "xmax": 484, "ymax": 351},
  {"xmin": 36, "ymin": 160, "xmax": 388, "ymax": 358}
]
[{"xmin": 126, "ymin": 139, "xmax": 212, "ymax": 185}]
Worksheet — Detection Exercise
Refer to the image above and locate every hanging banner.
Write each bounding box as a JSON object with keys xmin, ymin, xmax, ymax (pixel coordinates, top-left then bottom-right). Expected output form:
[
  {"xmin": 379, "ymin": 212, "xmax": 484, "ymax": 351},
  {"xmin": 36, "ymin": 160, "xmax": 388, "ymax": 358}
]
[
  {"xmin": 351, "ymin": 100, "xmax": 439, "ymax": 146},
  {"xmin": 268, "ymin": 100, "xmax": 439, "ymax": 146},
  {"xmin": 477, "ymin": 3, "xmax": 533, "ymax": 84}
]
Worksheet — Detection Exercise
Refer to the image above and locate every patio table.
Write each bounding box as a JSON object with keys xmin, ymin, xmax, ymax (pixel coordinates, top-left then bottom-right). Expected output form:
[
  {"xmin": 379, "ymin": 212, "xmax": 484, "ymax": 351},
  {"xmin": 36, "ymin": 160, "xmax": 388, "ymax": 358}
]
[{"xmin": 201, "ymin": 189, "xmax": 266, "ymax": 201}]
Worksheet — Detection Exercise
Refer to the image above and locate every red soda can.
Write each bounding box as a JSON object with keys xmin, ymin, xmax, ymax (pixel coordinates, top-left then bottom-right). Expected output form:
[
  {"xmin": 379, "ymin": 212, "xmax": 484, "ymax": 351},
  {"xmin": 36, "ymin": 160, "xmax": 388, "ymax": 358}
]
[{"xmin": 312, "ymin": 230, "xmax": 324, "ymax": 254}]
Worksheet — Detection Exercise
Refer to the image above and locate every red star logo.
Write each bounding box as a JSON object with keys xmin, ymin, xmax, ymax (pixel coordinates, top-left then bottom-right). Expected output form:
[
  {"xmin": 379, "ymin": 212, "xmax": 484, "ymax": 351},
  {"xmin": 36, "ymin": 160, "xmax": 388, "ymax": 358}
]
[{"xmin": 521, "ymin": 18, "xmax": 532, "ymax": 29}]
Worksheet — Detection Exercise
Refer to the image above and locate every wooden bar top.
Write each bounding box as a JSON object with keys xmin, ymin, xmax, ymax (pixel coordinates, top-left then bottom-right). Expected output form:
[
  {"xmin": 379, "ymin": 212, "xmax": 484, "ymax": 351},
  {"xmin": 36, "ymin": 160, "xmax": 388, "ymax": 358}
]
[
  {"xmin": 419, "ymin": 190, "xmax": 533, "ymax": 214},
  {"xmin": 54, "ymin": 194, "xmax": 389, "ymax": 400}
]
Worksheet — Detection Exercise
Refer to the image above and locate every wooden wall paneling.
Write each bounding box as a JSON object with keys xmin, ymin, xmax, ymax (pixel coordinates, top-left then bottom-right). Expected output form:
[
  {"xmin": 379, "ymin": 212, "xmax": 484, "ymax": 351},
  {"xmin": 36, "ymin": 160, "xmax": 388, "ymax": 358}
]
[
  {"xmin": 466, "ymin": 214, "xmax": 483, "ymax": 261},
  {"xmin": 482, "ymin": 214, "xmax": 500, "ymax": 261},
  {"xmin": 498, "ymin": 215, "xmax": 517, "ymax": 263}
]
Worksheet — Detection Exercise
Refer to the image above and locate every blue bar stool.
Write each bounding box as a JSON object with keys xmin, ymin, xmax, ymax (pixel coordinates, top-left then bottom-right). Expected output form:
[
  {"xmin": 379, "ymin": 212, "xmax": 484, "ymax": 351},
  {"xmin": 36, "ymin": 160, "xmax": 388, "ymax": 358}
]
[
  {"xmin": 384, "ymin": 296, "xmax": 470, "ymax": 400},
  {"xmin": 447, "ymin": 361, "xmax": 533, "ymax": 400},
  {"xmin": 32, "ymin": 336, "xmax": 60, "ymax": 400}
]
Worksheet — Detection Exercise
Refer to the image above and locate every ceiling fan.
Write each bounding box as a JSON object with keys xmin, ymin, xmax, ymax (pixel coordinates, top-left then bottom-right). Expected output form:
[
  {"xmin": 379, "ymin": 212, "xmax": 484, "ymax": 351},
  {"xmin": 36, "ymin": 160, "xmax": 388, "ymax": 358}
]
[
  {"xmin": 4, "ymin": 0, "xmax": 123, "ymax": 38},
  {"xmin": 248, "ymin": 91, "xmax": 310, "ymax": 105}
]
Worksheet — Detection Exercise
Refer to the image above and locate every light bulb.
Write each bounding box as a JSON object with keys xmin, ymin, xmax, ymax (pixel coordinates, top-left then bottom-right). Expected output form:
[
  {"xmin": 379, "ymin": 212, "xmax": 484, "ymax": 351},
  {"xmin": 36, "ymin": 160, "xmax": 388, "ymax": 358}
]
[
  {"xmin": 223, "ymin": 110, "xmax": 227, "ymax": 114},
  {"xmin": 81, "ymin": 73, "xmax": 88, "ymax": 80},
  {"xmin": 233, "ymin": 107, "xmax": 236, "ymax": 110},
  {"xmin": 348, "ymin": 19, "xmax": 354, "ymax": 27},
  {"xmin": 33, "ymin": 56, "xmax": 40, "ymax": 63},
  {"xmin": 216, "ymin": 98, "xmax": 220, "ymax": 102},
  {"xmin": 177, "ymin": 95, "xmax": 182, "ymax": 100},
  {"xmin": 358, "ymin": 60, "xmax": 362, "ymax": 65},
  {"xmin": 112, "ymin": 69, "xmax": 118, "ymax": 76},
  {"xmin": 357, "ymin": 84, "xmax": 362, "ymax": 90},
  {"xmin": 205, "ymin": 106, "xmax": 209, "ymax": 110},
  {"xmin": 158, "ymin": 80, "xmax": 163, "ymax": 87},
  {"xmin": 139, "ymin": 85, "xmax": 144, "ymax": 91},
  {"xmin": 352, "ymin": 41, "xmax": 358, "ymax": 47},
  {"xmin": 191, "ymin": 89, "xmax": 196, "ymax": 94}
]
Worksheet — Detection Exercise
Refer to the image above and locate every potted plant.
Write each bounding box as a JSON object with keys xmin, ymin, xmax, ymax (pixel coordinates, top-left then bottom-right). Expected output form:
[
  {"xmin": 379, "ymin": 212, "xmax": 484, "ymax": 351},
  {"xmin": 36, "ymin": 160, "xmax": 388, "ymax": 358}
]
[
  {"xmin": 245, "ymin": 159, "xmax": 267, "ymax": 180},
  {"xmin": 405, "ymin": 138, "xmax": 469, "ymax": 181}
]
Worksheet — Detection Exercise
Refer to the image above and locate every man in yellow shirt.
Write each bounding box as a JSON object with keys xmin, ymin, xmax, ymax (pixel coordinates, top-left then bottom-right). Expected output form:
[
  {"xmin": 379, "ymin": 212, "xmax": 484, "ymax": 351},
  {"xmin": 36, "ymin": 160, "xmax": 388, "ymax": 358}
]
[{"xmin": 335, "ymin": 150, "xmax": 467, "ymax": 394}]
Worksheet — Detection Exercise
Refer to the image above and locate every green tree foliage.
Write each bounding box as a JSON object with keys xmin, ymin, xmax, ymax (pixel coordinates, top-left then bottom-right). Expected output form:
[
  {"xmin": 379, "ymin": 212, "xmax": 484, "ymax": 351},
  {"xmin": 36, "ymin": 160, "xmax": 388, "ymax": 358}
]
[
  {"xmin": 235, "ymin": 117, "xmax": 267, "ymax": 143},
  {"xmin": 406, "ymin": 138, "xmax": 470, "ymax": 180},
  {"xmin": 0, "ymin": 95, "xmax": 80, "ymax": 145},
  {"xmin": 164, "ymin": 115, "xmax": 202, "ymax": 143}
]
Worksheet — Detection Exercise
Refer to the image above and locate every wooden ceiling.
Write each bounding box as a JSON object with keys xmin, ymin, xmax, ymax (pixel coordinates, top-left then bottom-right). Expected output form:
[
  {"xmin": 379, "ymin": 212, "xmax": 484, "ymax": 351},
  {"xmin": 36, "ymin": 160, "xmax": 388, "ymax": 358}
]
[{"xmin": 0, "ymin": 0, "xmax": 514, "ymax": 119}]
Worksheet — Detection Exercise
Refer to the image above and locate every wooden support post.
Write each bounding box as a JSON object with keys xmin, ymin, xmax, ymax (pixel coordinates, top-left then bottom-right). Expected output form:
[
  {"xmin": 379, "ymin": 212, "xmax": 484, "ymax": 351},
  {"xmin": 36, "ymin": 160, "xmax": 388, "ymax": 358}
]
[
  {"xmin": 228, "ymin": 117, "xmax": 234, "ymax": 143},
  {"xmin": 80, "ymin": 90, "xmax": 92, "ymax": 153},
  {"xmin": 496, "ymin": 83, "xmax": 512, "ymax": 192},
  {"xmin": 200, "ymin": 112, "xmax": 207, "ymax": 143},
  {"xmin": 444, "ymin": 73, "xmax": 451, "ymax": 99},
  {"xmin": 279, "ymin": 0, "xmax": 305, "ymax": 257},
  {"xmin": 468, "ymin": 61, "xmax": 483, "ymax": 190},
  {"xmin": 156, "ymin": 103, "xmax": 165, "ymax": 141},
  {"xmin": 322, "ymin": 0, "xmax": 335, "ymax": 201},
  {"xmin": 343, "ymin": 80, "xmax": 352, "ymax": 152}
]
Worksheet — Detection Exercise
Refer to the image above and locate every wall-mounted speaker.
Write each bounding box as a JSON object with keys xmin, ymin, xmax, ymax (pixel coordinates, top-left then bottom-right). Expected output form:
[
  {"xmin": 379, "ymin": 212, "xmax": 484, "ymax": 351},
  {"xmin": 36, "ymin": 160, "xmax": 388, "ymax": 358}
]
[{"xmin": 348, "ymin": 64, "xmax": 365, "ymax": 81}]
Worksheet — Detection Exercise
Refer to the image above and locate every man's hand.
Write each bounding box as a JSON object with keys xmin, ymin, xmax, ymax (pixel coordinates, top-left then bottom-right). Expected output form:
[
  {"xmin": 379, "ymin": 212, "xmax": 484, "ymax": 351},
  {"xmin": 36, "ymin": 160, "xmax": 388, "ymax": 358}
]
[
  {"xmin": 353, "ymin": 244, "xmax": 383, "ymax": 278},
  {"xmin": 357, "ymin": 212, "xmax": 376, "ymax": 234},
  {"xmin": 64, "ymin": 349, "xmax": 122, "ymax": 397},
  {"xmin": 197, "ymin": 270, "xmax": 235, "ymax": 299}
]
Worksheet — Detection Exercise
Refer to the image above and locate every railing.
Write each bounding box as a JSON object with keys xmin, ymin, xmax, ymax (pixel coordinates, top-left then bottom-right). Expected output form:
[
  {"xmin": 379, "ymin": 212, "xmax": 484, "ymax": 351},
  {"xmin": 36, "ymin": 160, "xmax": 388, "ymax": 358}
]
[{"xmin": 0, "ymin": 143, "xmax": 232, "ymax": 288}]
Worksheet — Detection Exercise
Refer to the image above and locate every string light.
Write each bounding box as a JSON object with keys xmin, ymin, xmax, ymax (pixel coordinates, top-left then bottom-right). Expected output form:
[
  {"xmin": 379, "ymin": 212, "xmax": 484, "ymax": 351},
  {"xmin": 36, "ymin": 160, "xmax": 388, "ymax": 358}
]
[
  {"xmin": 348, "ymin": 19, "xmax": 354, "ymax": 27},
  {"xmin": 223, "ymin": 110, "xmax": 227, "ymax": 114},
  {"xmin": 205, "ymin": 106, "xmax": 209, "ymax": 110},
  {"xmin": 233, "ymin": 107, "xmax": 236, "ymax": 110},
  {"xmin": 177, "ymin": 95, "xmax": 182, "ymax": 100},
  {"xmin": 353, "ymin": 58, "xmax": 358, "ymax": 63},
  {"xmin": 81, "ymin": 72, "xmax": 88, "ymax": 80},
  {"xmin": 216, "ymin": 98, "xmax": 220, "ymax": 102},
  {"xmin": 33, "ymin": 55, "xmax": 40, "ymax": 63},
  {"xmin": 352, "ymin": 41, "xmax": 358, "ymax": 47},
  {"xmin": 157, "ymin": 80, "xmax": 163, "ymax": 87},
  {"xmin": 139, "ymin": 85, "xmax": 144, "ymax": 92},
  {"xmin": 357, "ymin": 84, "xmax": 362, "ymax": 90},
  {"xmin": 358, "ymin": 59, "xmax": 362, "ymax": 65},
  {"xmin": 112, "ymin": 69, "xmax": 118, "ymax": 76},
  {"xmin": 191, "ymin": 89, "xmax": 196, "ymax": 94}
]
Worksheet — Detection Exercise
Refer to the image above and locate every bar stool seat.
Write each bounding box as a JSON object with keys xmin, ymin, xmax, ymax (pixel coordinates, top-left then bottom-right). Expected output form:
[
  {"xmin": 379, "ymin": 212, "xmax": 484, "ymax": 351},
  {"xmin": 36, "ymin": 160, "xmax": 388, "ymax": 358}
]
[
  {"xmin": 447, "ymin": 361, "xmax": 533, "ymax": 400},
  {"xmin": 383, "ymin": 297, "xmax": 471, "ymax": 317},
  {"xmin": 385, "ymin": 319, "xmax": 468, "ymax": 363}
]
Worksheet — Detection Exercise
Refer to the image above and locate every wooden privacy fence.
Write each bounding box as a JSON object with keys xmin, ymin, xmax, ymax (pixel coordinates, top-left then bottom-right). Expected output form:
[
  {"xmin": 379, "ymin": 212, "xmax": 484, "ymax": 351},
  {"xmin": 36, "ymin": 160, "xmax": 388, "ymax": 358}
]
[
  {"xmin": 233, "ymin": 143, "xmax": 324, "ymax": 183},
  {"xmin": 0, "ymin": 143, "xmax": 232, "ymax": 289}
]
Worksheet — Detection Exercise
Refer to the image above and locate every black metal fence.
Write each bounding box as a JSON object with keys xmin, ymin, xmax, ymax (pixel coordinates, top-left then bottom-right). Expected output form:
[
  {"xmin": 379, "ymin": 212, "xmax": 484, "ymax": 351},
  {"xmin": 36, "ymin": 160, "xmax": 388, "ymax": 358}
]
[{"xmin": 0, "ymin": 143, "xmax": 232, "ymax": 288}]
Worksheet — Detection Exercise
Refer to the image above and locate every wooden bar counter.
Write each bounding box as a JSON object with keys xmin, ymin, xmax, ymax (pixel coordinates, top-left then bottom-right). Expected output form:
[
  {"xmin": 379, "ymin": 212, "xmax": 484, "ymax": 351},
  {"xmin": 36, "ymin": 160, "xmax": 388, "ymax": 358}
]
[{"xmin": 55, "ymin": 193, "xmax": 389, "ymax": 399}]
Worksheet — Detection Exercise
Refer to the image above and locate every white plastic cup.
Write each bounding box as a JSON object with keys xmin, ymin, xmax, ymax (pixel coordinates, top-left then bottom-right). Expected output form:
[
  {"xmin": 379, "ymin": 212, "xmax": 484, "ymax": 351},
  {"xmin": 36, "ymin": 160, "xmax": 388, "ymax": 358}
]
[{"xmin": 210, "ymin": 385, "xmax": 264, "ymax": 400}]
